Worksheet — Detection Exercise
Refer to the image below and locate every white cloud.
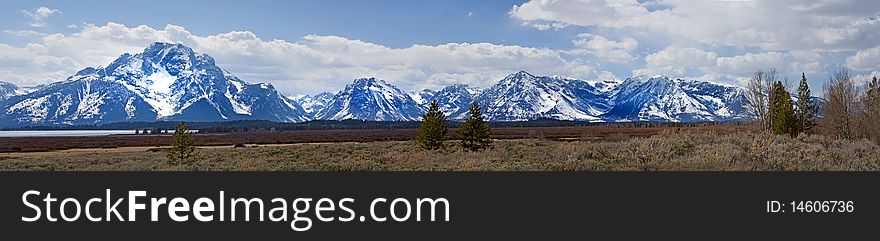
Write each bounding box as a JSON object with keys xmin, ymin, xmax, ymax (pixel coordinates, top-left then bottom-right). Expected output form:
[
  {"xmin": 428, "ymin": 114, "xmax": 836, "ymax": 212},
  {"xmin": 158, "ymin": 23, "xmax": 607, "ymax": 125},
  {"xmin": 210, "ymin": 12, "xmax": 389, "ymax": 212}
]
[
  {"xmin": 0, "ymin": 22, "xmax": 605, "ymax": 95},
  {"xmin": 715, "ymin": 52, "xmax": 787, "ymax": 74},
  {"xmin": 510, "ymin": 0, "xmax": 880, "ymax": 51},
  {"xmin": 854, "ymin": 71, "xmax": 880, "ymax": 86},
  {"xmin": 845, "ymin": 45, "xmax": 880, "ymax": 71},
  {"xmin": 510, "ymin": 0, "xmax": 648, "ymax": 30},
  {"xmin": 3, "ymin": 30, "xmax": 47, "ymax": 37},
  {"xmin": 634, "ymin": 46, "xmax": 717, "ymax": 77},
  {"xmin": 714, "ymin": 51, "xmax": 824, "ymax": 76},
  {"xmin": 646, "ymin": 46, "xmax": 717, "ymax": 69},
  {"xmin": 20, "ymin": 7, "xmax": 62, "ymax": 28},
  {"xmin": 632, "ymin": 46, "xmax": 825, "ymax": 85},
  {"xmin": 569, "ymin": 33, "xmax": 638, "ymax": 63}
]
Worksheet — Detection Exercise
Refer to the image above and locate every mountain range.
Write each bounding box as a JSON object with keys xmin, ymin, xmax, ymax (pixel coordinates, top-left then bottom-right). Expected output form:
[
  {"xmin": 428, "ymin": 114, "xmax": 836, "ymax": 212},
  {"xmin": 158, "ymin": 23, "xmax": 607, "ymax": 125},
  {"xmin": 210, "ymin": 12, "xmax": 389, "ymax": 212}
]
[{"xmin": 0, "ymin": 42, "xmax": 760, "ymax": 127}]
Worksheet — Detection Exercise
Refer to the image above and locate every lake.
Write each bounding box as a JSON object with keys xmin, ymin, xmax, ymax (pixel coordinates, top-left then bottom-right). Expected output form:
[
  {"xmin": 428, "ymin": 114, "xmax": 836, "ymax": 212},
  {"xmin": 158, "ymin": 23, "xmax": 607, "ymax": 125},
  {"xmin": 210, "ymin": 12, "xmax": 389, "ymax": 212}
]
[{"xmin": 0, "ymin": 130, "xmax": 138, "ymax": 137}]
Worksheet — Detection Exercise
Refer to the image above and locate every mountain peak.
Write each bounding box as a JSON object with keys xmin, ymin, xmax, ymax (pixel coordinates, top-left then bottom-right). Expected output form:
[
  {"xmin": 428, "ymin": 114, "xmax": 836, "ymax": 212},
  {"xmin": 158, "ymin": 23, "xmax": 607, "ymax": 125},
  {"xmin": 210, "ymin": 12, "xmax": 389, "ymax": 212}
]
[
  {"xmin": 138, "ymin": 42, "xmax": 215, "ymax": 72},
  {"xmin": 353, "ymin": 77, "xmax": 383, "ymax": 85},
  {"xmin": 441, "ymin": 84, "xmax": 468, "ymax": 91},
  {"xmin": 315, "ymin": 77, "xmax": 424, "ymax": 121},
  {"xmin": 510, "ymin": 70, "xmax": 534, "ymax": 78},
  {"xmin": 145, "ymin": 42, "xmax": 193, "ymax": 55},
  {"xmin": 500, "ymin": 70, "xmax": 539, "ymax": 85},
  {"xmin": 0, "ymin": 80, "xmax": 23, "ymax": 101},
  {"xmin": 0, "ymin": 42, "xmax": 309, "ymax": 125}
]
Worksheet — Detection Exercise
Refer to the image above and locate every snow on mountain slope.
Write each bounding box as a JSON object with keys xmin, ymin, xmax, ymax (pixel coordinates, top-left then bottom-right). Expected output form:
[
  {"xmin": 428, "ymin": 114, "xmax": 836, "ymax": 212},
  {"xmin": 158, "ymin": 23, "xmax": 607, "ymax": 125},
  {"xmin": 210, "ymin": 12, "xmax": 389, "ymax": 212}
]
[
  {"xmin": 2, "ymin": 43, "xmax": 761, "ymax": 125},
  {"xmin": 474, "ymin": 71, "xmax": 607, "ymax": 121},
  {"xmin": 2, "ymin": 71, "xmax": 158, "ymax": 125},
  {"xmin": 602, "ymin": 76, "xmax": 750, "ymax": 122},
  {"xmin": 315, "ymin": 77, "xmax": 425, "ymax": 121},
  {"xmin": 291, "ymin": 92, "xmax": 334, "ymax": 116},
  {"xmin": 0, "ymin": 81, "xmax": 26, "ymax": 101},
  {"xmin": 409, "ymin": 89, "xmax": 436, "ymax": 105},
  {"xmin": 586, "ymin": 79, "xmax": 623, "ymax": 93},
  {"xmin": 0, "ymin": 42, "xmax": 308, "ymax": 126},
  {"xmin": 418, "ymin": 84, "xmax": 481, "ymax": 120}
]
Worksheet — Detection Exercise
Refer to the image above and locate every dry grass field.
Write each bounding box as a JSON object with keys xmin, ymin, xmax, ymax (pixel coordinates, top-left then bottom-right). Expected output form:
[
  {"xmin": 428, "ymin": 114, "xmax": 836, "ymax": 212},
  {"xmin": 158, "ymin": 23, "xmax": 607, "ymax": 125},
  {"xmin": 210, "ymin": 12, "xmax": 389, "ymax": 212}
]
[{"xmin": 1, "ymin": 129, "xmax": 877, "ymax": 171}]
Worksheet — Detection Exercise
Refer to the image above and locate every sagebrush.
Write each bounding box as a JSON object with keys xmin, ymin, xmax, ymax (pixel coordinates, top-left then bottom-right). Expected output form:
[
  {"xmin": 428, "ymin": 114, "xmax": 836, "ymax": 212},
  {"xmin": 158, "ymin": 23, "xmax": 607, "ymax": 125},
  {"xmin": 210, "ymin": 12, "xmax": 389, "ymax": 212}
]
[{"xmin": 2, "ymin": 131, "xmax": 877, "ymax": 171}]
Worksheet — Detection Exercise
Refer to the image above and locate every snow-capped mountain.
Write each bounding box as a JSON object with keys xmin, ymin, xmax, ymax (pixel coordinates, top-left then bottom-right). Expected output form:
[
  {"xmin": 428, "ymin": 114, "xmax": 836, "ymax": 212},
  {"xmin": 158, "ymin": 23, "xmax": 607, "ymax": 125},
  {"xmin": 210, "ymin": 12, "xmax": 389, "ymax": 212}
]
[
  {"xmin": 0, "ymin": 42, "xmax": 308, "ymax": 126},
  {"xmin": 602, "ymin": 76, "xmax": 750, "ymax": 122},
  {"xmin": 301, "ymin": 71, "xmax": 749, "ymax": 123},
  {"xmin": 314, "ymin": 77, "xmax": 425, "ymax": 121},
  {"xmin": 586, "ymin": 79, "xmax": 623, "ymax": 93},
  {"xmin": 409, "ymin": 89, "xmax": 436, "ymax": 105},
  {"xmin": 1, "ymin": 42, "xmax": 758, "ymax": 126},
  {"xmin": 290, "ymin": 92, "xmax": 334, "ymax": 116},
  {"xmin": 0, "ymin": 81, "xmax": 29, "ymax": 101},
  {"xmin": 417, "ymin": 84, "xmax": 481, "ymax": 120},
  {"xmin": 474, "ymin": 71, "xmax": 609, "ymax": 121}
]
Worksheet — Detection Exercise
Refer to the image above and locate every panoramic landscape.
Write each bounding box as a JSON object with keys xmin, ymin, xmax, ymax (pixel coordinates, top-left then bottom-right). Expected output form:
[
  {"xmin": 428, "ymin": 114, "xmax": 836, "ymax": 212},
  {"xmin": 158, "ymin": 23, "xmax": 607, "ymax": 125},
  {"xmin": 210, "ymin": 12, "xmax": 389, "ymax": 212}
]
[{"xmin": 1, "ymin": 1, "xmax": 879, "ymax": 171}]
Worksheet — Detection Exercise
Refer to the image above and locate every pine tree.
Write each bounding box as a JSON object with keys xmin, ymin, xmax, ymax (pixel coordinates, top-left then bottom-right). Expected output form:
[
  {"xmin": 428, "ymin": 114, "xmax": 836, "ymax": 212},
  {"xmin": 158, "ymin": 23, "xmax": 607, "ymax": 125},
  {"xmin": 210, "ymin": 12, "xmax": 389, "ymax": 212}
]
[
  {"xmin": 166, "ymin": 122, "xmax": 197, "ymax": 165},
  {"xmin": 795, "ymin": 73, "xmax": 817, "ymax": 134},
  {"xmin": 767, "ymin": 81, "xmax": 781, "ymax": 131},
  {"xmin": 416, "ymin": 100, "xmax": 449, "ymax": 150},
  {"xmin": 458, "ymin": 102, "xmax": 492, "ymax": 151},
  {"xmin": 770, "ymin": 81, "xmax": 797, "ymax": 137}
]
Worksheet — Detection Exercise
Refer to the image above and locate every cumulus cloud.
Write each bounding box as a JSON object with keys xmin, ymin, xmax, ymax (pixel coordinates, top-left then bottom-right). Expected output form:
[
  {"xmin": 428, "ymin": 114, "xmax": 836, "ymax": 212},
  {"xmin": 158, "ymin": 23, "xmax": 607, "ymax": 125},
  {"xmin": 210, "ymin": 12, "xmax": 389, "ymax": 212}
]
[
  {"xmin": 510, "ymin": 0, "xmax": 880, "ymax": 51},
  {"xmin": 569, "ymin": 33, "xmax": 638, "ymax": 63},
  {"xmin": 845, "ymin": 45, "xmax": 880, "ymax": 71},
  {"xmin": 854, "ymin": 71, "xmax": 880, "ymax": 86},
  {"xmin": 0, "ymin": 22, "xmax": 606, "ymax": 95},
  {"xmin": 20, "ymin": 7, "xmax": 62, "ymax": 28},
  {"xmin": 714, "ymin": 51, "xmax": 824, "ymax": 77},
  {"xmin": 634, "ymin": 46, "xmax": 717, "ymax": 77},
  {"xmin": 632, "ymin": 45, "xmax": 825, "ymax": 84}
]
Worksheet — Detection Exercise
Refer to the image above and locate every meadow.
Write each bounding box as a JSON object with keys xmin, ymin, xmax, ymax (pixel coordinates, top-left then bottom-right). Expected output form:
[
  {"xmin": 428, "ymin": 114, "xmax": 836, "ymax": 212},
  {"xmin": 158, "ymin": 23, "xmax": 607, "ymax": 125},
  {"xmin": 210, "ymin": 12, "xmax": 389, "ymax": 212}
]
[{"xmin": 1, "ymin": 129, "xmax": 877, "ymax": 171}]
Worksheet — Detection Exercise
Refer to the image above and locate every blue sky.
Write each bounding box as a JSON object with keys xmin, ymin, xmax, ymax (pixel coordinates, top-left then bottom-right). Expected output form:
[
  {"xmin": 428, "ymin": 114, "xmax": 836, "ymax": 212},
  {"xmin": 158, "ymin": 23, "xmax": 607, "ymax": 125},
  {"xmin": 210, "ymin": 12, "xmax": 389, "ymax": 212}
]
[
  {"xmin": 2, "ymin": 0, "xmax": 572, "ymax": 48},
  {"xmin": 2, "ymin": 0, "xmax": 880, "ymax": 95}
]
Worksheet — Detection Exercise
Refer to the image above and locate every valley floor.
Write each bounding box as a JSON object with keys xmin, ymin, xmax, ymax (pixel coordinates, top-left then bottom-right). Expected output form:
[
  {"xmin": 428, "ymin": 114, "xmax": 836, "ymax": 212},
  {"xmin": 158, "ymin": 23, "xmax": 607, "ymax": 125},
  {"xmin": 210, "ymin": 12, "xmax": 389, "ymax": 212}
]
[{"xmin": 1, "ymin": 131, "xmax": 877, "ymax": 171}]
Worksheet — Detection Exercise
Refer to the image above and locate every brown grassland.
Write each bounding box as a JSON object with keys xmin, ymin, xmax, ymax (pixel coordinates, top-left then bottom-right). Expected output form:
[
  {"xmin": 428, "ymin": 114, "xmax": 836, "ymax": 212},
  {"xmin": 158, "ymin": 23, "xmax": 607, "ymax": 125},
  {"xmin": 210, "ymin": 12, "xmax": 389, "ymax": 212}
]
[{"xmin": 0, "ymin": 126, "xmax": 878, "ymax": 171}]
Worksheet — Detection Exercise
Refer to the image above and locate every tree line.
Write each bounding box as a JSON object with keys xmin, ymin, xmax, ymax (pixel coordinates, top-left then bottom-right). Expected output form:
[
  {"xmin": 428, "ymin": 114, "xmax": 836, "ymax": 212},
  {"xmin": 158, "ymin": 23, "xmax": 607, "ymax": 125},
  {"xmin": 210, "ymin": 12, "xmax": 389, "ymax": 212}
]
[{"xmin": 747, "ymin": 68, "xmax": 880, "ymax": 143}]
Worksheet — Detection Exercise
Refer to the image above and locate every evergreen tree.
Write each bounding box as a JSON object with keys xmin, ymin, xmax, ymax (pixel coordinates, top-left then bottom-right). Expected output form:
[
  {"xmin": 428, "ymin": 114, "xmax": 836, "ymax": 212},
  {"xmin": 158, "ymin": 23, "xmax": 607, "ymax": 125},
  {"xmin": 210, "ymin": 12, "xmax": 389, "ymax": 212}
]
[
  {"xmin": 795, "ymin": 73, "xmax": 817, "ymax": 134},
  {"xmin": 770, "ymin": 81, "xmax": 797, "ymax": 137},
  {"xmin": 416, "ymin": 100, "xmax": 449, "ymax": 150},
  {"xmin": 166, "ymin": 122, "xmax": 197, "ymax": 165},
  {"xmin": 458, "ymin": 102, "xmax": 493, "ymax": 151},
  {"xmin": 767, "ymin": 81, "xmax": 781, "ymax": 131}
]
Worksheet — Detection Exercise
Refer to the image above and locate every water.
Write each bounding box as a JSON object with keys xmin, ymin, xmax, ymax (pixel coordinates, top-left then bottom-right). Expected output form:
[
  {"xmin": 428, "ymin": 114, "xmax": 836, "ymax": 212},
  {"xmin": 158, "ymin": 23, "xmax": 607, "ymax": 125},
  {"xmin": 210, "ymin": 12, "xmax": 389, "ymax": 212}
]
[{"xmin": 0, "ymin": 130, "xmax": 137, "ymax": 137}]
